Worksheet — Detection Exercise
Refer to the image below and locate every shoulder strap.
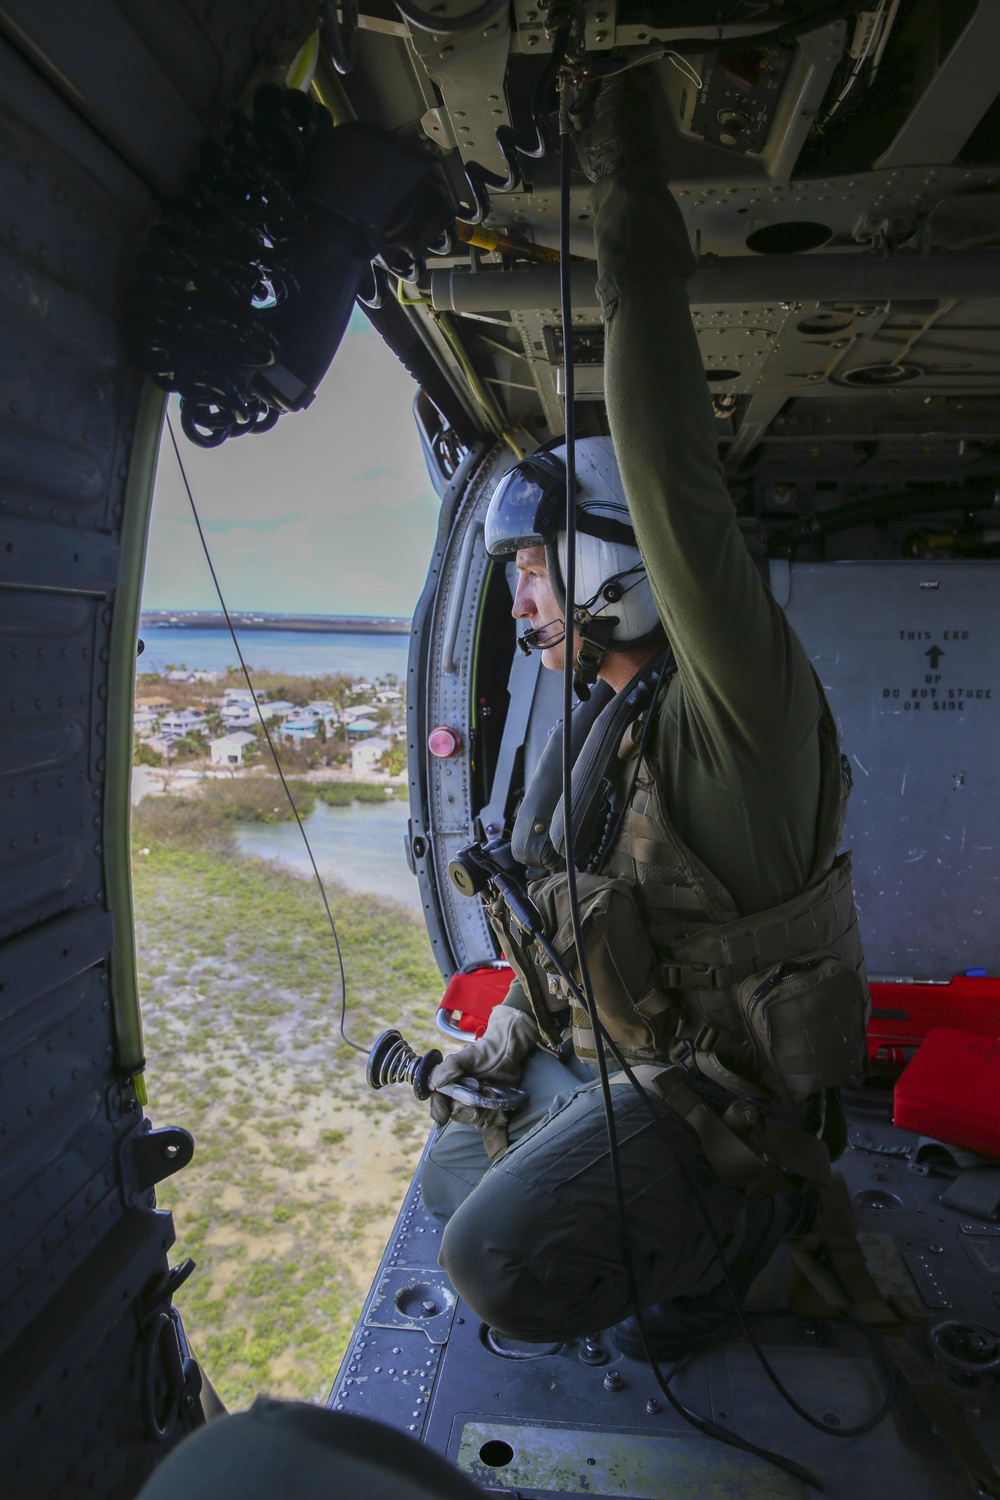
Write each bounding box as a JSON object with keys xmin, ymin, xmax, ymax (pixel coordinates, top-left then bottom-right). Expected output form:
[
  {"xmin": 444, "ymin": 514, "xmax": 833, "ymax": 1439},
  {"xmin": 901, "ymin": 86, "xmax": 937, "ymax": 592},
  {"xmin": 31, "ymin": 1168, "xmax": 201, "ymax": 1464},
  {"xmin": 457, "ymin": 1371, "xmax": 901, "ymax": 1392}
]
[
  {"xmin": 549, "ymin": 643, "xmax": 675, "ymax": 869},
  {"xmin": 510, "ymin": 680, "xmax": 613, "ymax": 872},
  {"xmin": 621, "ymin": 753, "xmax": 741, "ymax": 924}
]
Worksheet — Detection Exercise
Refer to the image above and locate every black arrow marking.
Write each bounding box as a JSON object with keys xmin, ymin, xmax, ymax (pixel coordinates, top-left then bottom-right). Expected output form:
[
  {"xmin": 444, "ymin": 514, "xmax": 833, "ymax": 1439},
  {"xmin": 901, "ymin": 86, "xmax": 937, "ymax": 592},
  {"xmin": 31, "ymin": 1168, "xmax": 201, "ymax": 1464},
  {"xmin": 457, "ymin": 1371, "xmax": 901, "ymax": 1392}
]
[{"xmin": 926, "ymin": 644, "xmax": 945, "ymax": 670}]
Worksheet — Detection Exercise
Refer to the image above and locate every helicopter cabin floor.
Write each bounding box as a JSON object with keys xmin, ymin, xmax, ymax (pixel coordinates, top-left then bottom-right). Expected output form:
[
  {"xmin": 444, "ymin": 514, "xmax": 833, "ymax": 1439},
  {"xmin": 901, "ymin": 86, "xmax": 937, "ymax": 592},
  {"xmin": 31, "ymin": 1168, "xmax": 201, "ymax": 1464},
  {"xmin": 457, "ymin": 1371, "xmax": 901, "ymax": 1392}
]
[{"xmin": 328, "ymin": 1095, "xmax": 1000, "ymax": 1498}]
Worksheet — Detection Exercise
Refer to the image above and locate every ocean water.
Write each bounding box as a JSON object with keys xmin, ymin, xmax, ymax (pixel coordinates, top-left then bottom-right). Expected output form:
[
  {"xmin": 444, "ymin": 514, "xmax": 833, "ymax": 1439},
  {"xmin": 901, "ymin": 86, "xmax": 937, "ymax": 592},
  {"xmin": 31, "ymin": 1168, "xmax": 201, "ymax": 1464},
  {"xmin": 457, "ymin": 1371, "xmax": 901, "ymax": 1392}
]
[
  {"xmin": 233, "ymin": 797, "xmax": 420, "ymax": 914},
  {"xmin": 138, "ymin": 627, "xmax": 410, "ymax": 681}
]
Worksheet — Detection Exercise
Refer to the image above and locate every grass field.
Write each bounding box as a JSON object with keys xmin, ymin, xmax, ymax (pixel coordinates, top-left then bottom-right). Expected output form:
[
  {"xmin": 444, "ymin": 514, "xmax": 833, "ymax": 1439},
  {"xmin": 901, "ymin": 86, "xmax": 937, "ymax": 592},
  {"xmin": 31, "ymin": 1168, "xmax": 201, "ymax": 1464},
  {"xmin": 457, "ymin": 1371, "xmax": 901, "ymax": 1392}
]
[{"xmin": 132, "ymin": 795, "xmax": 443, "ymax": 1409}]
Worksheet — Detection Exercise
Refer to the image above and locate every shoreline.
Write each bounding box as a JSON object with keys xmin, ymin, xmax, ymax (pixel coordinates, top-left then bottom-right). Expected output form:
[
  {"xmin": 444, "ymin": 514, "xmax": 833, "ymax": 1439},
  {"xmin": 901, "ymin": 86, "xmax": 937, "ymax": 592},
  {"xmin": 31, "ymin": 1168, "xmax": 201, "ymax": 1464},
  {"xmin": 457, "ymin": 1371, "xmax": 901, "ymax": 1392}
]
[
  {"xmin": 140, "ymin": 612, "xmax": 412, "ymax": 636},
  {"xmin": 133, "ymin": 764, "xmax": 408, "ymax": 795}
]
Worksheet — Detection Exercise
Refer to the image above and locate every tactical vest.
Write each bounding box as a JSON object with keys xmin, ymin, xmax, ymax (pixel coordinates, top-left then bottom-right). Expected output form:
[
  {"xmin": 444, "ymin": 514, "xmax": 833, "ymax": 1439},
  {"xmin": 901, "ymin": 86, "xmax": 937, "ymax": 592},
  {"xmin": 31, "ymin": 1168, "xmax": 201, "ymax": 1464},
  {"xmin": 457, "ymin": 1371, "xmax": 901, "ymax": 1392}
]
[{"xmin": 489, "ymin": 668, "xmax": 870, "ymax": 1120}]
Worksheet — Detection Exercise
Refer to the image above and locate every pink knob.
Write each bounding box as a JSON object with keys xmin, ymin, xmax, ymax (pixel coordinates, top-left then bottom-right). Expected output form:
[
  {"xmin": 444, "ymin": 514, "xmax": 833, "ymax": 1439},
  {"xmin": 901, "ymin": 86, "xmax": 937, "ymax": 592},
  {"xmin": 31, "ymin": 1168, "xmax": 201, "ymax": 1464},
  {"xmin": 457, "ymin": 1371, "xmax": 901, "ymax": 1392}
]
[{"xmin": 428, "ymin": 726, "xmax": 462, "ymax": 759}]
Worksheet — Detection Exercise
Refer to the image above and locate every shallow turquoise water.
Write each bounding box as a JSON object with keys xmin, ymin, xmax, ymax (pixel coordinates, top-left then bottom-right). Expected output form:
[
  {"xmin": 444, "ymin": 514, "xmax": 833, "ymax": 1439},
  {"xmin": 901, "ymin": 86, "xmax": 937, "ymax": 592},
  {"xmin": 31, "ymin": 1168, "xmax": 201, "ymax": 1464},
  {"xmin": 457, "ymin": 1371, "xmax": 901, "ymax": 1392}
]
[{"xmin": 233, "ymin": 796, "xmax": 420, "ymax": 913}]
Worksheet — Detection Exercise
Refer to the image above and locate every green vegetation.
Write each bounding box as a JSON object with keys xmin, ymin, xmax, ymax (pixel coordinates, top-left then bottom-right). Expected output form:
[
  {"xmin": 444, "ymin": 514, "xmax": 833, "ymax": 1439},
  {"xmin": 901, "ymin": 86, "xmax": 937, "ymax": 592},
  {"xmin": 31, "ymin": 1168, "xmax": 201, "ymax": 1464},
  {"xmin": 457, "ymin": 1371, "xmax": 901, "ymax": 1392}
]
[
  {"xmin": 134, "ymin": 737, "xmax": 162, "ymax": 767},
  {"xmin": 132, "ymin": 778, "xmax": 407, "ymax": 855},
  {"xmin": 377, "ymin": 742, "xmax": 407, "ymax": 777},
  {"xmin": 316, "ymin": 781, "xmax": 406, "ymax": 807},
  {"xmin": 133, "ymin": 793, "xmax": 440, "ymax": 1408},
  {"xmin": 172, "ymin": 731, "xmax": 210, "ymax": 762}
]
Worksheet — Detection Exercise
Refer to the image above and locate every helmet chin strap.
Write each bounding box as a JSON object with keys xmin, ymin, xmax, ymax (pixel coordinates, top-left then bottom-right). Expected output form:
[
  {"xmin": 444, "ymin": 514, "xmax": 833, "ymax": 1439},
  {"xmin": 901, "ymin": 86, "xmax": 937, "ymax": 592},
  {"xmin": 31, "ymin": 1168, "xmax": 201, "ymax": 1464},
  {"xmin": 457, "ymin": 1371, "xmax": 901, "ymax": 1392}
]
[{"xmin": 571, "ymin": 611, "xmax": 619, "ymax": 701}]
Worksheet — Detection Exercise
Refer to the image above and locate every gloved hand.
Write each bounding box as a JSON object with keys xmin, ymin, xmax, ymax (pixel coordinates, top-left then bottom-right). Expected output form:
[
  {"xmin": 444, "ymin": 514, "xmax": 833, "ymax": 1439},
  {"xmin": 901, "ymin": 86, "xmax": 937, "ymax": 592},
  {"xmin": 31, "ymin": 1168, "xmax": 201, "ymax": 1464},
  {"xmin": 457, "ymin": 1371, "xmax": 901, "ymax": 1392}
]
[
  {"xmin": 428, "ymin": 1005, "xmax": 538, "ymax": 1162},
  {"xmin": 574, "ymin": 69, "xmax": 662, "ymax": 184}
]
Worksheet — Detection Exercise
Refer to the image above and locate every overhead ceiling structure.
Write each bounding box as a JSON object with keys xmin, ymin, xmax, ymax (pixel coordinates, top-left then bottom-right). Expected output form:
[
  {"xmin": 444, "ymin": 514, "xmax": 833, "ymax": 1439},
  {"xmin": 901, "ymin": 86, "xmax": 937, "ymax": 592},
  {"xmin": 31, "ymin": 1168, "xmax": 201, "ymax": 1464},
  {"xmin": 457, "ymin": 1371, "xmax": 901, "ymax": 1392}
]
[{"xmin": 329, "ymin": 0, "xmax": 1000, "ymax": 535}]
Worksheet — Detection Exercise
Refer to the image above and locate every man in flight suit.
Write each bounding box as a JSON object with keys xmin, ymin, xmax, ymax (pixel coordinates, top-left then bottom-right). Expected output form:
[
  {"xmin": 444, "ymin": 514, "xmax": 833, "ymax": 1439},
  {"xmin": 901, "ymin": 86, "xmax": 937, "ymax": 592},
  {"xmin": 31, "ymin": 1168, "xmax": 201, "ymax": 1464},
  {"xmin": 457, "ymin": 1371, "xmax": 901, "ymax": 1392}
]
[{"xmin": 420, "ymin": 73, "xmax": 868, "ymax": 1356}]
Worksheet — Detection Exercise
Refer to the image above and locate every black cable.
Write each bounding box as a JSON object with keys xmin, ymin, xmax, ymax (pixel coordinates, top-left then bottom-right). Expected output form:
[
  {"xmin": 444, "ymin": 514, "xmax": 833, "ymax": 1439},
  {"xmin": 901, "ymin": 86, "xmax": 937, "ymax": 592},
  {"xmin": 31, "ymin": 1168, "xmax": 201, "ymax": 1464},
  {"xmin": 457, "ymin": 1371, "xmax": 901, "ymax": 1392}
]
[
  {"xmin": 454, "ymin": 30, "xmax": 566, "ymax": 225},
  {"xmin": 165, "ymin": 414, "xmax": 367, "ymax": 1055},
  {"xmin": 555, "ymin": 114, "xmax": 823, "ymax": 1493},
  {"xmin": 590, "ymin": 649, "xmax": 669, "ymax": 873},
  {"xmin": 746, "ymin": 1309, "xmax": 898, "ymax": 1437},
  {"xmin": 533, "ymin": 922, "xmax": 896, "ymax": 1445}
]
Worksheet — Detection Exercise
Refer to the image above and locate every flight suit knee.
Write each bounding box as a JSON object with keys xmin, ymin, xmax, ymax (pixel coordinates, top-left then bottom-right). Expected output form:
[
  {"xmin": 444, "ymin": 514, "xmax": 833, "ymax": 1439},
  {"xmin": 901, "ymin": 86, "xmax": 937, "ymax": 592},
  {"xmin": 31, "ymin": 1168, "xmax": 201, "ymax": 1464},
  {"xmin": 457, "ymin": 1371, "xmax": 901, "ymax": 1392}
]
[
  {"xmin": 438, "ymin": 1214, "xmax": 542, "ymax": 1341},
  {"xmin": 438, "ymin": 1174, "xmax": 571, "ymax": 1343},
  {"xmin": 420, "ymin": 1122, "xmax": 492, "ymax": 1223}
]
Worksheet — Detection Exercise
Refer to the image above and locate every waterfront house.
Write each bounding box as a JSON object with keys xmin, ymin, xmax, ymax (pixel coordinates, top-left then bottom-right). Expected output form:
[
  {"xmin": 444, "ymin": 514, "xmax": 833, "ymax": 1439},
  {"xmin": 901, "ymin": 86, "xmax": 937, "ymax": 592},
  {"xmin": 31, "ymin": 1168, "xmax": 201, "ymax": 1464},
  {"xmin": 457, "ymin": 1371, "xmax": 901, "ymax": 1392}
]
[
  {"xmin": 345, "ymin": 717, "xmax": 378, "ymax": 738},
  {"xmin": 220, "ymin": 703, "xmax": 256, "ymax": 729},
  {"xmin": 210, "ymin": 732, "xmax": 256, "ymax": 767},
  {"xmin": 279, "ymin": 716, "xmax": 320, "ymax": 741},
  {"xmin": 351, "ymin": 736, "xmax": 391, "ymax": 777},
  {"xmin": 259, "ymin": 700, "xmax": 297, "ymax": 722},
  {"xmin": 133, "ymin": 708, "xmax": 160, "ymax": 737},
  {"xmin": 159, "ymin": 708, "xmax": 208, "ymax": 741},
  {"xmin": 222, "ymin": 686, "xmax": 265, "ymax": 704}
]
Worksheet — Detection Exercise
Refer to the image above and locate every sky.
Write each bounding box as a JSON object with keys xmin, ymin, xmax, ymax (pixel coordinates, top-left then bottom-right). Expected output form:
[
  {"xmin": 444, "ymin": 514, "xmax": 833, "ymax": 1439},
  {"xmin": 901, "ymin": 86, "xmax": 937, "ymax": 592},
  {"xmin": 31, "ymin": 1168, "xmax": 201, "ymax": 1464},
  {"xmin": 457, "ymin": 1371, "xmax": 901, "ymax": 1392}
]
[{"xmin": 140, "ymin": 309, "xmax": 442, "ymax": 619}]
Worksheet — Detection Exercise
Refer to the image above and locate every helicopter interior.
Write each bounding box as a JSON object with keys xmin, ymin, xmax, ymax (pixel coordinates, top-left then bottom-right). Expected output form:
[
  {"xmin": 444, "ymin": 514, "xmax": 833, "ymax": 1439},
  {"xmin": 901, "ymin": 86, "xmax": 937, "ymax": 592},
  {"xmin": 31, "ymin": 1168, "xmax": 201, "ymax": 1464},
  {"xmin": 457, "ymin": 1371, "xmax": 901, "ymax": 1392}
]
[{"xmin": 1, "ymin": 0, "xmax": 1000, "ymax": 1496}]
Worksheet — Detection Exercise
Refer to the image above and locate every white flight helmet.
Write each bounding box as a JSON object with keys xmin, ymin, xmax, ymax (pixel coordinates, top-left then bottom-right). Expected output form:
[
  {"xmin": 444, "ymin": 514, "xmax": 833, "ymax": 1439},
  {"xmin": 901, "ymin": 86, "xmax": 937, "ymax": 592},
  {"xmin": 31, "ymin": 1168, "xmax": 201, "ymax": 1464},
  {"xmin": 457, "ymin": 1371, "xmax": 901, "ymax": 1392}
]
[{"xmin": 483, "ymin": 435, "xmax": 662, "ymax": 652}]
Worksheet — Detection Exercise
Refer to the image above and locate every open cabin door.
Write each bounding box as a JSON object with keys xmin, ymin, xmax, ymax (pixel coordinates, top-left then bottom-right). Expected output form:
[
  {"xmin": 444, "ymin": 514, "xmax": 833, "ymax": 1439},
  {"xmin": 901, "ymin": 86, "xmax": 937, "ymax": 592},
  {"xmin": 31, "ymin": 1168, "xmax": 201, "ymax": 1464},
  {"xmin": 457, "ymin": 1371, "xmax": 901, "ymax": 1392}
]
[{"xmin": 0, "ymin": 6, "xmax": 316, "ymax": 1495}]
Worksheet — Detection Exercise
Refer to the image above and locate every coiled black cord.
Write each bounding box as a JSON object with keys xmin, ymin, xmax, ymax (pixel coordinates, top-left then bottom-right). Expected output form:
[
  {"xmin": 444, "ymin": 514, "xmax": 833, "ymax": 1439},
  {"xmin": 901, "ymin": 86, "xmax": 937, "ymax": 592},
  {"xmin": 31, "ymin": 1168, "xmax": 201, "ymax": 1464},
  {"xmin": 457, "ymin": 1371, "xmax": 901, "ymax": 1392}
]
[
  {"xmin": 129, "ymin": 86, "xmax": 332, "ymax": 448},
  {"xmin": 323, "ymin": 0, "xmax": 358, "ymax": 74},
  {"xmin": 452, "ymin": 31, "xmax": 566, "ymax": 226}
]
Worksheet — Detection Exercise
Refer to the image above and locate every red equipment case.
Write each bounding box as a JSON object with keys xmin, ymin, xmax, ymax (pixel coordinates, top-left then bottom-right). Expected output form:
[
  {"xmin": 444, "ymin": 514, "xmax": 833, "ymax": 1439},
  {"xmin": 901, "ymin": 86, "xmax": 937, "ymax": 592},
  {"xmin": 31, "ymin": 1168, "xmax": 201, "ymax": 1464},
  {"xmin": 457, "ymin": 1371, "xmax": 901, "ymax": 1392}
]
[
  {"xmin": 894, "ymin": 1026, "xmax": 1000, "ymax": 1157},
  {"xmin": 867, "ymin": 974, "xmax": 1000, "ymax": 1063}
]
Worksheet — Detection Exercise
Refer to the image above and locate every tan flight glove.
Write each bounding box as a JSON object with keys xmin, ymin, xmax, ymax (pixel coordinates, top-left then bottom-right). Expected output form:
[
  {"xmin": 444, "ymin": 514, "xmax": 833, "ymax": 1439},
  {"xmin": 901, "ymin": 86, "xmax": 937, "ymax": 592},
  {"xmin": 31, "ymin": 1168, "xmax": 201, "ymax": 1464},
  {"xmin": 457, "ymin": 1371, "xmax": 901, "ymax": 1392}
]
[{"xmin": 428, "ymin": 1005, "xmax": 539, "ymax": 1162}]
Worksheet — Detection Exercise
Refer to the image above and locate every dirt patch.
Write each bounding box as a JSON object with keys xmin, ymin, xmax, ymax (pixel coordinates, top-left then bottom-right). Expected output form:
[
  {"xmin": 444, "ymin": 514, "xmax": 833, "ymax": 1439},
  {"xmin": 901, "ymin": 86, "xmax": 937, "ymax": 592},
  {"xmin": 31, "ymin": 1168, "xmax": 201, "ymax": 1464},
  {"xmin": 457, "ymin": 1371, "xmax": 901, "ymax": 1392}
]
[{"xmin": 134, "ymin": 837, "xmax": 444, "ymax": 1409}]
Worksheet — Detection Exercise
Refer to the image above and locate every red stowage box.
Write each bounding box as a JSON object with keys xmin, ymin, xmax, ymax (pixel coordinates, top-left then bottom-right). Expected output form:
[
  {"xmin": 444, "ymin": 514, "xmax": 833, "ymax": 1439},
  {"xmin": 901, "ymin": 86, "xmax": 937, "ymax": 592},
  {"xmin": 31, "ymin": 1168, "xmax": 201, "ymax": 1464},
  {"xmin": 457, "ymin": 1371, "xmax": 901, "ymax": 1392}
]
[
  {"xmin": 894, "ymin": 1027, "xmax": 1000, "ymax": 1158},
  {"xmin": 868, "ymin": 974, "xmax": 1000, "ymax": 1063},
  {"xmin": 437, "ymin": 964, "xmax": 513, "ymax": 1037}
]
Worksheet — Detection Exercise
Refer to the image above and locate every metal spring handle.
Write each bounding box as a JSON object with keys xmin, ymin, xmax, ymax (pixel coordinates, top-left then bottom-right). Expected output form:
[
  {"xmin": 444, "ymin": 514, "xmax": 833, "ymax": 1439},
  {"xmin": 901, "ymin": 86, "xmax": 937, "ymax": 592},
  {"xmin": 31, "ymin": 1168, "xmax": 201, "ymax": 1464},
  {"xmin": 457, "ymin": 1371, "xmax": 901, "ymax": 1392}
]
[
  {"xmin": 366, "ymin": 1027, "xmax": 529, "ymax": 1115},
  {"xmin": 367, "ymin": 1029, "xmax": 442, "ymax": 1100}
]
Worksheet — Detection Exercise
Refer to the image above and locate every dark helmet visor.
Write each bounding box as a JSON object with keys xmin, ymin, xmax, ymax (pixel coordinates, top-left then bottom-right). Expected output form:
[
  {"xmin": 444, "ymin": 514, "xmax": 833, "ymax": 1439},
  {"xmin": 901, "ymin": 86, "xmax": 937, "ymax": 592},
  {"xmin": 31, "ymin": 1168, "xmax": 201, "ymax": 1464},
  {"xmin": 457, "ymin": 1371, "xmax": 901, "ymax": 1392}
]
[{"xmin": 483, "ymin": 452, "xmax": 567, "ymax": 557}]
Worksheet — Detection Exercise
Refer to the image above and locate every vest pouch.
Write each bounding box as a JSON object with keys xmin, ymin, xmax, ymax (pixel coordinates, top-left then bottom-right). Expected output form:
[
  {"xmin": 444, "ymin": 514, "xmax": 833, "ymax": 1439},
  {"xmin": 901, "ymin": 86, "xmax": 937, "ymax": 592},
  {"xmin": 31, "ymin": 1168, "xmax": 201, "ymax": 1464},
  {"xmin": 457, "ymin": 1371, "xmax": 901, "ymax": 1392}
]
[
  {"xmin": 529, "ymin": 870, "xmax": 680, "ymax": 1065},
  {"xmin": 736, "ymin": 954, "xmax": 869, "ymax": 1108},
  {"xmin": 485, "ymin": 897, "xmax": 566, "ymax": 1053}
]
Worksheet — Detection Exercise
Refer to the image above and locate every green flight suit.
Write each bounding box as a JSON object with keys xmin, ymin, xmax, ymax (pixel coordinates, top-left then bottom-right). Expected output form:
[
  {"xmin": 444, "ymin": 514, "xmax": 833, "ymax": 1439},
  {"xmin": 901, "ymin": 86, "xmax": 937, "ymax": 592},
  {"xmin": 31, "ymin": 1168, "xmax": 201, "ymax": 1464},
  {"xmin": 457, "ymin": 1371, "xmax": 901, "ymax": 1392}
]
[{"xmin": 421, "ymin": 168, "xmax": 825, "ymax": 1342}]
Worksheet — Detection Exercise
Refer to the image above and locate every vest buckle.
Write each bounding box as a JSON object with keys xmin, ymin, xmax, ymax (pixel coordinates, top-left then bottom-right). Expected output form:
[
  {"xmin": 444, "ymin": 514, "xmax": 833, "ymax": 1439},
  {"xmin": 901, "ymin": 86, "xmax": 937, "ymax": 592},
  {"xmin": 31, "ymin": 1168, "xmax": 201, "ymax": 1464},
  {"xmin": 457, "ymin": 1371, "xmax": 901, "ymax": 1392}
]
[
  {"xmin": 694, "ymin": 1023, "xmax": 719, "ymax": 1053},
  {"xmin": 661, "ymin": 960, "xmax": 729, "ymax": 990}
]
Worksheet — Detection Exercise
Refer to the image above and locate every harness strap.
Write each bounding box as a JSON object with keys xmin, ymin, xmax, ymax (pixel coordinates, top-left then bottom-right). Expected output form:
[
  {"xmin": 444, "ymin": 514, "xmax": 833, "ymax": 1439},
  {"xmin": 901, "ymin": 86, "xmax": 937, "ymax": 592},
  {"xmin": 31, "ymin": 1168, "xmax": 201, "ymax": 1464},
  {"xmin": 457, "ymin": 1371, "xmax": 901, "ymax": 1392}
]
[
  {"xmin": 630, "ymin": 1064, "xmax": 831, "ymax": 1197},
  {"xmin": 789, "ymin": 1176, "xmax": 1000, "ymax": 1500},
  {"xmin": 660, "ymin": 960, "xmax": 733, "ymax": 989},
  {"xmin": 691, "ymin": 1046, "xmax": 761, "ymax": 1096}
]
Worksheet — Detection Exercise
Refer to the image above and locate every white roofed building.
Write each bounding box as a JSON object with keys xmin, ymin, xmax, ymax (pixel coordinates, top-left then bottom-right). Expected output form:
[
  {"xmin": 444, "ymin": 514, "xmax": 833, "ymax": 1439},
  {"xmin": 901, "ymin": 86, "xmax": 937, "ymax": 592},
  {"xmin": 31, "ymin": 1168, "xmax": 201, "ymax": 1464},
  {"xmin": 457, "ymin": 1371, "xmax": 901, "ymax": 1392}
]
[
  {"xmin": 350, "ymin": 736, "xmax": 391, "ymax": 778},
  {"xmin": 209, "ymin": 732, "xmax": 256, "ymax": 767}
]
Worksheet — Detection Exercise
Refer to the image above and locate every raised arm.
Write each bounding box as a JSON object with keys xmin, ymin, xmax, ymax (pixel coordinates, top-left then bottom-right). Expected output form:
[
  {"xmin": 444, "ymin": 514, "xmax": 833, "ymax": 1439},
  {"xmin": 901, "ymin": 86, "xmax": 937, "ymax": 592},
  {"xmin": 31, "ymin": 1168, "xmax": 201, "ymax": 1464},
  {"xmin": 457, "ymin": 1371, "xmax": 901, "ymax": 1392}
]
[{"xmin": 591, "ymin": 162, "xmax": 820, "ymax": 773}]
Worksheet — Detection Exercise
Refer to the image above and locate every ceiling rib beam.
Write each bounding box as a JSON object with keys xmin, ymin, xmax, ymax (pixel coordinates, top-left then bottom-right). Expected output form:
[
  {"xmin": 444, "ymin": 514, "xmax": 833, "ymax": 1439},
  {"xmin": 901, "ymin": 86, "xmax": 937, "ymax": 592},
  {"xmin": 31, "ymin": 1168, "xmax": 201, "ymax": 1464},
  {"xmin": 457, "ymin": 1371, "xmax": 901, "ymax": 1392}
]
[{"xmin": 432, "ymin": 251, "xmax": 1000, "ymax": 313}]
